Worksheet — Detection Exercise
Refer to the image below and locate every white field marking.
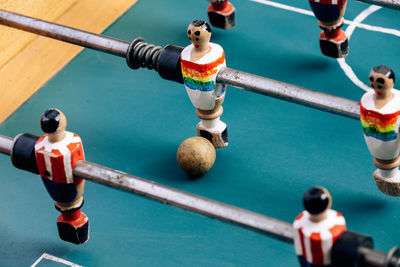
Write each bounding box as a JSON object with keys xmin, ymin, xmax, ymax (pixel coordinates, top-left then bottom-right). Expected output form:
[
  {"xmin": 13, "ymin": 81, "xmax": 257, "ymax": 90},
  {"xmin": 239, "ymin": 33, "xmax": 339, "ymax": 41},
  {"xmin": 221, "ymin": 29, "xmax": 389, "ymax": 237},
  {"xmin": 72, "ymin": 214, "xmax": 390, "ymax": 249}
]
[
  {"xmin": 337, "ymin": 5, "xmax": 382, "ymax": 91},
  {"xmin": 31, "ymin": 253, "xmax": 83, "ymax": 267},
  {"xmin": 251, "ymin": 0, "xmax": 315, "ymax": 16},
  {"xmin": 250, "ymin": 0, "xmax": 400, "ymax": 91},
  {"xmin": 345, "ymin": 5, "xmax": 382, "ymax": 41},
  {"xmin": 250, "ymin": 0, "xmax": 400, "ymax": 38}
]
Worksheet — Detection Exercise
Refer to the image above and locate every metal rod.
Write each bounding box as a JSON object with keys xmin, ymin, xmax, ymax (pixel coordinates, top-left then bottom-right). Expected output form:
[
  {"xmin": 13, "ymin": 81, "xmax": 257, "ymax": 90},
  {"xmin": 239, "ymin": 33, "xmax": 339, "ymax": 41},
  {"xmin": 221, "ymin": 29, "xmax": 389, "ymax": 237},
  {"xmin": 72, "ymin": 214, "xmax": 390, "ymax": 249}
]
[
  {"xmin": 0, "ymin": 134, "xmax": 295, "ymax": 242},
  {"xmin": 0, "ymin": 134, "xmax": 13, "ymax": 155},
  {"xmin": 0, "ymin": 133, "xmax": 397, "ymax": 266},
  {"xmin": 359, "ymin": 247, "xmax": 387, "ymax": 267},
  {"xmin": 0, "ymin": 132, "xmax": 294, "ymax": 242},
  {"xmin": 355, "ymin": 0, "xmax": 400, "ymax": 10},
  {"xmin": 0, "ymin": 7, "xmax": 397, "ymax": 266},
  {"xmin": 0, "ymin": 9, "xmax": 129, "ymax": 57},
  {"xmin": 0, "ymin": 9, "xmax": 362, "ymax": 121},
  {"xmin": 217, "ymin": 68, "xmax": 361, "ymax": 120},
  {"xmin": 73, "ymin": 160, "xmax": 294, "ymax": 243}
]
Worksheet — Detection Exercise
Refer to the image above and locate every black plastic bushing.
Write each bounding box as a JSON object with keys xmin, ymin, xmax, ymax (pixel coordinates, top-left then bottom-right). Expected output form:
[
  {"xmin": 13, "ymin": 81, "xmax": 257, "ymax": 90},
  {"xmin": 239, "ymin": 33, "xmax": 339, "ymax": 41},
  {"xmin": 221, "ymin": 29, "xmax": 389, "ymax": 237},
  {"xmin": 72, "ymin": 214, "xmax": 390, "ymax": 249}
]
[
  {"xmin": 331, "ymin": 230, "xmax": 373, "ymax": 267},
  {"xmin": 157, "ymin": 44, "xmax": 184, "ymax": 84},
  {"xmin": 11, "ymin": 133, "xmax": 40, "ymax": 174}
]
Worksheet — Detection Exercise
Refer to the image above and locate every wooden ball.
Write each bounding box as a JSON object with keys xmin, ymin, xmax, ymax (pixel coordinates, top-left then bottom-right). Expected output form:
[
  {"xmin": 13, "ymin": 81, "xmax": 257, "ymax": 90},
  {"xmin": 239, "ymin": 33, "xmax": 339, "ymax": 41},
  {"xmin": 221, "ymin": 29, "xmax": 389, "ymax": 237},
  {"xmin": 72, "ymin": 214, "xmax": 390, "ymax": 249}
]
[{"xmin": 177, "ymin": 137, "xmax": 216, "ymax": 177}]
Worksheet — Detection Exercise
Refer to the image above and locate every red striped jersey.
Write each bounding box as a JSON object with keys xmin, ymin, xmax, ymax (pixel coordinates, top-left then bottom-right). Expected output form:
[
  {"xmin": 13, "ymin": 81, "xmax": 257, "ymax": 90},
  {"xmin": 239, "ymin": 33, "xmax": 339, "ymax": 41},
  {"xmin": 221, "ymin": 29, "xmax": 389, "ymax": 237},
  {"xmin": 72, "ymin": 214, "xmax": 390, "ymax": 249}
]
[
  {"xmin": 293, "ymin": 210, "xmax": 346, "ymax": 266},
  {"xmin": 35, "ymin": 132, "xmax": 85, "ymax": 184}
]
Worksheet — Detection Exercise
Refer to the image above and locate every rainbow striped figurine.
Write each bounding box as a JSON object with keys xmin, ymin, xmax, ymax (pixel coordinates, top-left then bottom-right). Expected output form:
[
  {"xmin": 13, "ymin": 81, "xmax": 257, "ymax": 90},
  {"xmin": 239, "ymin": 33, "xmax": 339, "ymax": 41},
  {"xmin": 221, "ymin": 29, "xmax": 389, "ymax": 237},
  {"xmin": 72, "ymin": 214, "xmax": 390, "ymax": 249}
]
[
  {"xmin": 360, "ymin": 65, "xmax": 400, "ymax": 196},
  {"xmin": 181, "ymin": 20, "xmax": 228, "ymax": 148}
]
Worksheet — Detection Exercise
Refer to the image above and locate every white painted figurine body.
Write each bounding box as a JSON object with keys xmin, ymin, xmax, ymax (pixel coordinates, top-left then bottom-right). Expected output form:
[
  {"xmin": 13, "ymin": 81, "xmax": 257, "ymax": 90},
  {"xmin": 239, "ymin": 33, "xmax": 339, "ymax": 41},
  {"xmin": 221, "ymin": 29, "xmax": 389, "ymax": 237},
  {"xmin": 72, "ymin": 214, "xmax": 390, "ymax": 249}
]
[{"xmin": 360, "ymin": 65, "xmax": 400, "ymax": 196}]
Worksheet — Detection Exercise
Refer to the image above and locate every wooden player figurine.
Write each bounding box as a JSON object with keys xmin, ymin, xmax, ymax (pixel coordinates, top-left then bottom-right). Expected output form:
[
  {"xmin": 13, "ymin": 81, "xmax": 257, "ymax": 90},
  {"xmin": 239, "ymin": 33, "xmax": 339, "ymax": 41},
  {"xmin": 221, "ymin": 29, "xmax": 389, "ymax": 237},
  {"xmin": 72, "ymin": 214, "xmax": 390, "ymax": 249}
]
[
  {"xmin": 293, "ymin": 187, "xmax": 346, "ymax": 267},
  {"xmin": 308, "ymin": 0, "xmax": 348, "ymax": 58},
  {"xmin": 207, "ymin": 0, "xmax": 236, "ymax": 30},
  {"xmin": 181, "ymin": 20, "xmax": 228, "ymax": 148},
  {"xmin": 34, "ymin": 108, "xmax": 89, "ymax": 244},
  {"xmin": 360, "ymin": 66, "xmax": 400, "ymax": 196}
]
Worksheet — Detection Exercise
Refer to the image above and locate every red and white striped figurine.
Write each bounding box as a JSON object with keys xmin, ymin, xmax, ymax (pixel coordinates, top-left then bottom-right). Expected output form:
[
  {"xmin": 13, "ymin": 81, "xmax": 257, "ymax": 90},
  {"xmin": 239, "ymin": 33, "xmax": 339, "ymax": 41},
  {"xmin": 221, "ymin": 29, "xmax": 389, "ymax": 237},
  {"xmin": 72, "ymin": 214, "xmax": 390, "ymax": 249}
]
[
  {"xmin": 35, "ymin": 108, "xmax": 89, "ymax": 244},
  {"xmin": 308, "ymin": 0, "xmax": 348, "ymax": 58},
  {"xmin": 293, "ymin": 187, "xmax": 346, "ymax": 267},
  {"xmin": 207, "ymin": 0, "xmax": 236, "ymax": 30}
]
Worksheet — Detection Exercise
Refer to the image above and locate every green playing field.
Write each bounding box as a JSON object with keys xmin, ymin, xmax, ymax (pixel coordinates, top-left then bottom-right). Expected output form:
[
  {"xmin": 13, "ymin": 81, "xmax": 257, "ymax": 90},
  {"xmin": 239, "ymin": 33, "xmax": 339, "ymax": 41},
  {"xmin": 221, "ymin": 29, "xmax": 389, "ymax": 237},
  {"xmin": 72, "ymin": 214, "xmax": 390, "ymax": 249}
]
[{"xmin": 0, "ymin": 0, "xmax": 399, "ymax": 266}]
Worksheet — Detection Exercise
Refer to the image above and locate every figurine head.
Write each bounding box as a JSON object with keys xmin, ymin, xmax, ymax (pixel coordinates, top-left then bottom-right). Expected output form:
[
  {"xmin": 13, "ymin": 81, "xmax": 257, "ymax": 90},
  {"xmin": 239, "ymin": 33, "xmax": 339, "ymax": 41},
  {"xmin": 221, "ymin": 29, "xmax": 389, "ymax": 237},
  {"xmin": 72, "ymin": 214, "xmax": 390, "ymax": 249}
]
[
  {"xmin": 208, "ymin": 0, "xmax": 227, "ymax": 3},
  {"xmin": 187, "ymin": 20, "xmax": 212, "ymax": 49},
  {"xmin": 369, "ymin": 65, "xmax": 395, "ymax": 96},
  {"xmin": 40, "ymin": 108, "xmax": 67, "ymax": 142},
  {"xmin": 303, "ymin": 186, "xmax": 332, "ymax": 219}
]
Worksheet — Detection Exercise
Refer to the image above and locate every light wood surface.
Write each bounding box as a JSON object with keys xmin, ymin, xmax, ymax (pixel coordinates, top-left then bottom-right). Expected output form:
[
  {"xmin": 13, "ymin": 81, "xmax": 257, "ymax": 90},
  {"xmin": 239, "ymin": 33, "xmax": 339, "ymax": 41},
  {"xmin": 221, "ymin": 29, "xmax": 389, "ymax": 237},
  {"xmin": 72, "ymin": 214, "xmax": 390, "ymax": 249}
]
[
  {"xmin": 0, "ymin": 0, "xmax": 77, "ymax": 68},
  {"xmin": 0, "ymin": 0, "xmax": 138, "ymax": 123}
]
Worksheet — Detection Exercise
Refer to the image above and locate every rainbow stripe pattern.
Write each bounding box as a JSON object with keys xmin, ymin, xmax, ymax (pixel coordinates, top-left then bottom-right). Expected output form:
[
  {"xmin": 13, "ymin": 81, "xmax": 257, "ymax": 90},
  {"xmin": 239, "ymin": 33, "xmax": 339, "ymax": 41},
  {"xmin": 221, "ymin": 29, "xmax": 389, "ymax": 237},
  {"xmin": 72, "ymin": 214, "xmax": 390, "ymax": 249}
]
[
  {"xmin": 360, "ymin": 104, "xmax": 400, "ymax": 142},
  {"xmin": 180, "ymin": 46, "xmax": 225, "ymax": 92}
]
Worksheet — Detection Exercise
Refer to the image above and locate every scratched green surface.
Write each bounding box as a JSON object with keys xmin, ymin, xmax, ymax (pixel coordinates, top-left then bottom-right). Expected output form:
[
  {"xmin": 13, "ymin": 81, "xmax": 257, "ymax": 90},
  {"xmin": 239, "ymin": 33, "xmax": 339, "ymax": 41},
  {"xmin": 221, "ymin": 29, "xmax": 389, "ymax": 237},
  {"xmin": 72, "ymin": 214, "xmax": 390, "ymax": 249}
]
[{"xmin": 1, "ymin": 0, "xmax": 400, "ymax": 266}]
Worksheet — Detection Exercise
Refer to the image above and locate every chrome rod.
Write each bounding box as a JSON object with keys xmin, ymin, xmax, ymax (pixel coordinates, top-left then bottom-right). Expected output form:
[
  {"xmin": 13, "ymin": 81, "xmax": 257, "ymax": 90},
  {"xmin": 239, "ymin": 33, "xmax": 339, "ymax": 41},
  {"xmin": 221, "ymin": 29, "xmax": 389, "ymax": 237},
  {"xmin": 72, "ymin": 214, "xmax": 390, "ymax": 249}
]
[
  {"xmin": 74, "ymin": 160, "xmax": 294, "ymax": 243},
  {"xmin": 0, "ymin": 133, "xmax": 293, "ymax": 242},
  {"xmin": 0, "ymin": 134, "xmax": 13, "ymax": 155},
  {"xmin": 0, "ymin": 9, "xmax": 362, "ymax": 121},
  {"xmin": 0, "ymin": 133, "xmax": 397, "ymax": 266},
  {"xmin": 355, "ymin": 0, "xmax": 400, "ymax": 9},
  {"xmin": 0, "ymin": 9, "xmax": 129, "ymax": 57},
  {"xmin": 217, "ymin": 68, "xmax": 361, "ymax": 120}
]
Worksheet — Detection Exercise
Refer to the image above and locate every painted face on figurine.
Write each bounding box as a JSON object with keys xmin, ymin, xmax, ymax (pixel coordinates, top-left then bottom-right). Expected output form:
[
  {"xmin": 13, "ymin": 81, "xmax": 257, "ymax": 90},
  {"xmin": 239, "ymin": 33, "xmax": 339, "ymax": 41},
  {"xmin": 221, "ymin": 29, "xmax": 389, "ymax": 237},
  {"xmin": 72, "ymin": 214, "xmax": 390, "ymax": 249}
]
[
  {"xmin": 187, "ymin": 20, "xmax": 211, "ymax": 49},
  {"xmin": 369, "ymin": 70, "xmax": 394, "ymax": 96}
]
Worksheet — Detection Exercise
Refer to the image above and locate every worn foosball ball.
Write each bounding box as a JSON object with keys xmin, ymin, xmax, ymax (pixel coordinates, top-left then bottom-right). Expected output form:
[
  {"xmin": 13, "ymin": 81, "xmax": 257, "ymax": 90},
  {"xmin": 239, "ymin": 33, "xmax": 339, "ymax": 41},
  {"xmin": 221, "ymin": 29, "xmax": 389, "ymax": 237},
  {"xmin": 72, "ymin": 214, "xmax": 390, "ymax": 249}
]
[{"xmin": 176, "ymin": 136, "xmax": 216, "ymax": 177}]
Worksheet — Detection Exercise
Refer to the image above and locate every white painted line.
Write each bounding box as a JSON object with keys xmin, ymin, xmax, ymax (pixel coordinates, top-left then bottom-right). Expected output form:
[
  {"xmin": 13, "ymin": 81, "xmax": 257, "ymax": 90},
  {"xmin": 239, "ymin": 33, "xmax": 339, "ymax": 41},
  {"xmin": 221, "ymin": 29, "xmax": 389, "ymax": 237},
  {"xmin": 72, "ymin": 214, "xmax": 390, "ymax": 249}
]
[
  {"xmin": 345, "ymin": 5, "xmax": 382, "ymax": 41},
  {"xmin": 354, "ymin": 20, "xmax": 400, "ymax": 37},
  {"xmin": 338, "ymin": 5, "xmax": 381, "ymax": 91},
  {"xmin": 337, "ymin": 58, "xmax": 371, "ymax": 91},
  {"xmin": 250, "ymin": 0, "xmax": 315, "ymax": 16},
  {"xmin": 250, "ymin": 0, "xmax": 400, "ymax": 91},
  {"xmin": 31, "ymin": 253, "xmax": 83, "ymax": 267},
  {"xmin": 30, "ymin": 254, "xmax": 45, "ymax": 267},
  {"xmin": 250, "ymin": 0, "xmax": 400, "ymax": 37}
]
